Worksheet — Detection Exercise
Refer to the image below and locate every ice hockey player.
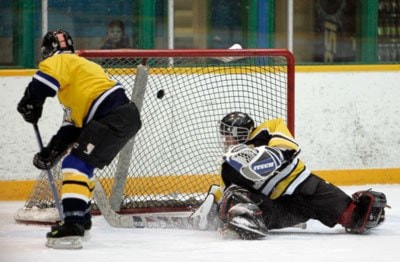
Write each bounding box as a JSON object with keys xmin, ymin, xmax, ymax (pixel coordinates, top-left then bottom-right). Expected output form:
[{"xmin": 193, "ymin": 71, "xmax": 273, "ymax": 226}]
[
  {"xmin": 17, "ymin": 29, "xmax": 142, "ymax": 249},
  {"xmin": 192, "ymin": 112, "xmax": 388, "ymax": 239}
]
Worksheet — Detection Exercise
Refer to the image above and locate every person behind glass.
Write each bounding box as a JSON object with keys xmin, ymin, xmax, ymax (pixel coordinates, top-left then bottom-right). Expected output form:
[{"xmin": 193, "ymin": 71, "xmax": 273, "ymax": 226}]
[
  {"xmin": 100, "ymin": 19, "xmax": 130, "ymax": 49},
  {"xmin": 17, "ymin": 29, "xmax": 141, "ymax": 249}
]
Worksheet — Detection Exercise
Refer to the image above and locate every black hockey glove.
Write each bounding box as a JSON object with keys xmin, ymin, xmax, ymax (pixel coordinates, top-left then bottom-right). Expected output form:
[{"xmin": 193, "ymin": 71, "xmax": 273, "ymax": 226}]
[
  {"xmin": 33, "ymin": 135, "xmax": 70, "ymax": 170},
  {"xmin": 281, "ymin": 149, "xmax": 297, "ymax": 163},
  {"xmin": 17, "ymin": 89, "xmax": 43, "ymax": 124}
]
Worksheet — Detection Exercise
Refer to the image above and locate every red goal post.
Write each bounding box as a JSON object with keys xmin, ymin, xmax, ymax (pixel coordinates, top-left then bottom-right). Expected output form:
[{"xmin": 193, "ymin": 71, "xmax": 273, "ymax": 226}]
[{"xmin": 15, "ymin": 49, "xmax": 295, "ymax": 223}]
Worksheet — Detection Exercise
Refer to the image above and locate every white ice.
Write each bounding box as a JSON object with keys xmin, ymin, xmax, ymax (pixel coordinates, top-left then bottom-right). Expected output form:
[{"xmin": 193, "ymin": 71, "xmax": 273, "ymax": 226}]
[{"xmin": 0, "ymin": 184, "xmax": 399, "ymax": 262}]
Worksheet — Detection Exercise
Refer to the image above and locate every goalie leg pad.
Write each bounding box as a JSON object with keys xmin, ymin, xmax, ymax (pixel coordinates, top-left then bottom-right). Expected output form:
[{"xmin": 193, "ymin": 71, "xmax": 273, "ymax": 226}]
[
  {"xmin": 190, "ymin": 185, "xmax": 223, "ymax": 230},
  {"xmin": 341, "ymin": 190, "xmax": 387, "ymax": 234},
  {"xmin": 222, "ymin": 203, "xmax": 268, "ymax": 240}
]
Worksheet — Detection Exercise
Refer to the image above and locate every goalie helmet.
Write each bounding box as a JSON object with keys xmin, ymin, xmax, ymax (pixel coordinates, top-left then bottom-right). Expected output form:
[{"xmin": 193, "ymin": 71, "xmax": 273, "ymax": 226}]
[
  {"xmin": 219, "ymin": 112, "xmax": 255, "ymax": 145},
  {"xmin": 41, "ymin": 29, "xmax": 75, "ymax": 59}
]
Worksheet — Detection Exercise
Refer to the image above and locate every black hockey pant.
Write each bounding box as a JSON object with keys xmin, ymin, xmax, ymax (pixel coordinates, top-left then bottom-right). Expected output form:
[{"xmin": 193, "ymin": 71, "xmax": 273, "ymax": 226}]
[
  {"xmin": 258, "ymin": 174, "xmax": 352, "ymax": 229},
  {"xmin": 72, "ymin": 101, "xmax": 141, "ymax": 169}
]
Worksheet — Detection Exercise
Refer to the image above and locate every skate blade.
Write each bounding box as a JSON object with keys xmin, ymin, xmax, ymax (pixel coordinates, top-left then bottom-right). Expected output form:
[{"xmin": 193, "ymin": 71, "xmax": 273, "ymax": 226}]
[
  {"xmin": 83, "ymin": 230, "xmax": 91, "ymax": 241},
  {"xmin": 46, "ymin": 236, "xmax": 83, "ymax": 249}
]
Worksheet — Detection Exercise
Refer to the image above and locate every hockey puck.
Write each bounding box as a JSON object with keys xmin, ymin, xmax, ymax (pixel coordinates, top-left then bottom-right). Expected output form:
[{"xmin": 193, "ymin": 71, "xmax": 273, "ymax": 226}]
[{"xmin": 157, "ymin": 89, "xmax": 165, "ymax": 99}]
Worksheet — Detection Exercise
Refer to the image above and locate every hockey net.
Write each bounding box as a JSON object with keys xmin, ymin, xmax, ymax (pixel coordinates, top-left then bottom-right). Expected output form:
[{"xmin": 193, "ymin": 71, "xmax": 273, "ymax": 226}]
[{"xmin": 15, "ymin": 49, "xmax": 295, "ymax": 223}]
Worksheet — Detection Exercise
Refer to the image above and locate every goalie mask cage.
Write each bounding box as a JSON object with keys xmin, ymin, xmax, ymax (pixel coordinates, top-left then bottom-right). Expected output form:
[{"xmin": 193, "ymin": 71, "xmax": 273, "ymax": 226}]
[{"xmin": 15, "ymin": 49, "xmax": 295, "ymax": 223}]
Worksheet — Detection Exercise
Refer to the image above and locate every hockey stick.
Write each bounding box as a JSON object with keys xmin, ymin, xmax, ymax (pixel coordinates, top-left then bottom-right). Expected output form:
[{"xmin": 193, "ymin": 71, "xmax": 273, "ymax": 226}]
[
  {"xmin": 94, "ymin": 180, "xmax": 307, "ymax": 230},
  {"xmin": 94, "ymin": 180, "xmax": 196, "ymax": 229},
  {"xmin": 109, "ymin": 64, "xmax": 149, "ymax": 211},
  {"xmin": 33, "ymin": 124, "xmax": 64, "ymax": 221}
]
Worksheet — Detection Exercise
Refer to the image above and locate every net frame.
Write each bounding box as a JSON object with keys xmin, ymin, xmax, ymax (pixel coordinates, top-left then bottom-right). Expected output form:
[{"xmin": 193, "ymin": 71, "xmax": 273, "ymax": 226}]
[{"xmin": 15, "ymin": 49, "xmax": 295, "ymax": 223}]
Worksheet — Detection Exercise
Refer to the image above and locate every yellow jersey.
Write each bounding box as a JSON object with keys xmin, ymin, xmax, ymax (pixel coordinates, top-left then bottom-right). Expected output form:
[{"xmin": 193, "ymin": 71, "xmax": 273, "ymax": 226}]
[
  {"xmin": 221, "ymin": 118, "xmax": 311, "ymax": 199},
  {"xmin": 32, "ymin": 52, "xmax": 122, "ymax": 127}
]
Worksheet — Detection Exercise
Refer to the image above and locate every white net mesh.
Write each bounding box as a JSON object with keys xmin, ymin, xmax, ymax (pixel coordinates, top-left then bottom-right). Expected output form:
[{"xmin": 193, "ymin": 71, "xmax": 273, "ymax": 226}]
[{"xmin": 15, "ymin": 49, "xmax": 294, "ymax": 223}]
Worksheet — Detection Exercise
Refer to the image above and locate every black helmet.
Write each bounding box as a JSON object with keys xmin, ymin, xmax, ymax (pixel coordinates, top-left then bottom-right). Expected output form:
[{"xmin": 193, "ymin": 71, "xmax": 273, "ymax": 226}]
[
  {"xmin": 41, "ymin": 29, "xmax": 75, "ymax": 59},
  {"xmin": 219, "ymin": 112, "xmax": 255, "ymax": 143}
]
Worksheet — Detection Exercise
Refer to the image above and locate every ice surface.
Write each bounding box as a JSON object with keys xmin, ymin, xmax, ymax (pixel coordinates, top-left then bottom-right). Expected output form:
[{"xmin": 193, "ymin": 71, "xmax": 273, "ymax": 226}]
[{"xmin": 0, "ymin": 184, "xmax": 399, "ymax": 262}]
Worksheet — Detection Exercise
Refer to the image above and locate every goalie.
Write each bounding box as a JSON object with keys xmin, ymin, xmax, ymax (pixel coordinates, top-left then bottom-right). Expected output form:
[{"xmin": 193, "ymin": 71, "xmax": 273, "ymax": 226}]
[{"xmin": 193, "ymin": 112, "xmax": 388, "ymax": 239}]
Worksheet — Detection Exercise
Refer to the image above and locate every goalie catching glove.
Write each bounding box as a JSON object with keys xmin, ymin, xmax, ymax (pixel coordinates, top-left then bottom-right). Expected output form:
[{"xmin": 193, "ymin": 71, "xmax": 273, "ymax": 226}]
[
  {"xmin": 33, "ymin": 135, "xmax": 70, "ymax": 170},
  {"xmin": 340, "ymin": 189, "xmax": 389, "ymax": 234},
  {"xmin": 223, "ymin": 144, "xmax": 284, "ymax": 181}
]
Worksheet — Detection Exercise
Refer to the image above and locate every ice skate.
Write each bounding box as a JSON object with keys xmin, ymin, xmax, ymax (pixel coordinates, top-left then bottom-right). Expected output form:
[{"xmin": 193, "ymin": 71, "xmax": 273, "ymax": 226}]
[
  {"xmin": 51, "ymin": 219, "xmax": 92, "ymax": 241},
  {"xmin": 46, "ymin": 222, "xmax": 85, "ymax": 249}
]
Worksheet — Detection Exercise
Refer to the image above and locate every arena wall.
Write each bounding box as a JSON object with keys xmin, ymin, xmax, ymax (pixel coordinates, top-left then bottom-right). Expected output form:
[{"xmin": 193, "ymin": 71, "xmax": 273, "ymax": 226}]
[{"xmin": 1, "ymin": 65, "xmax": 399, "ymax": 200}]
